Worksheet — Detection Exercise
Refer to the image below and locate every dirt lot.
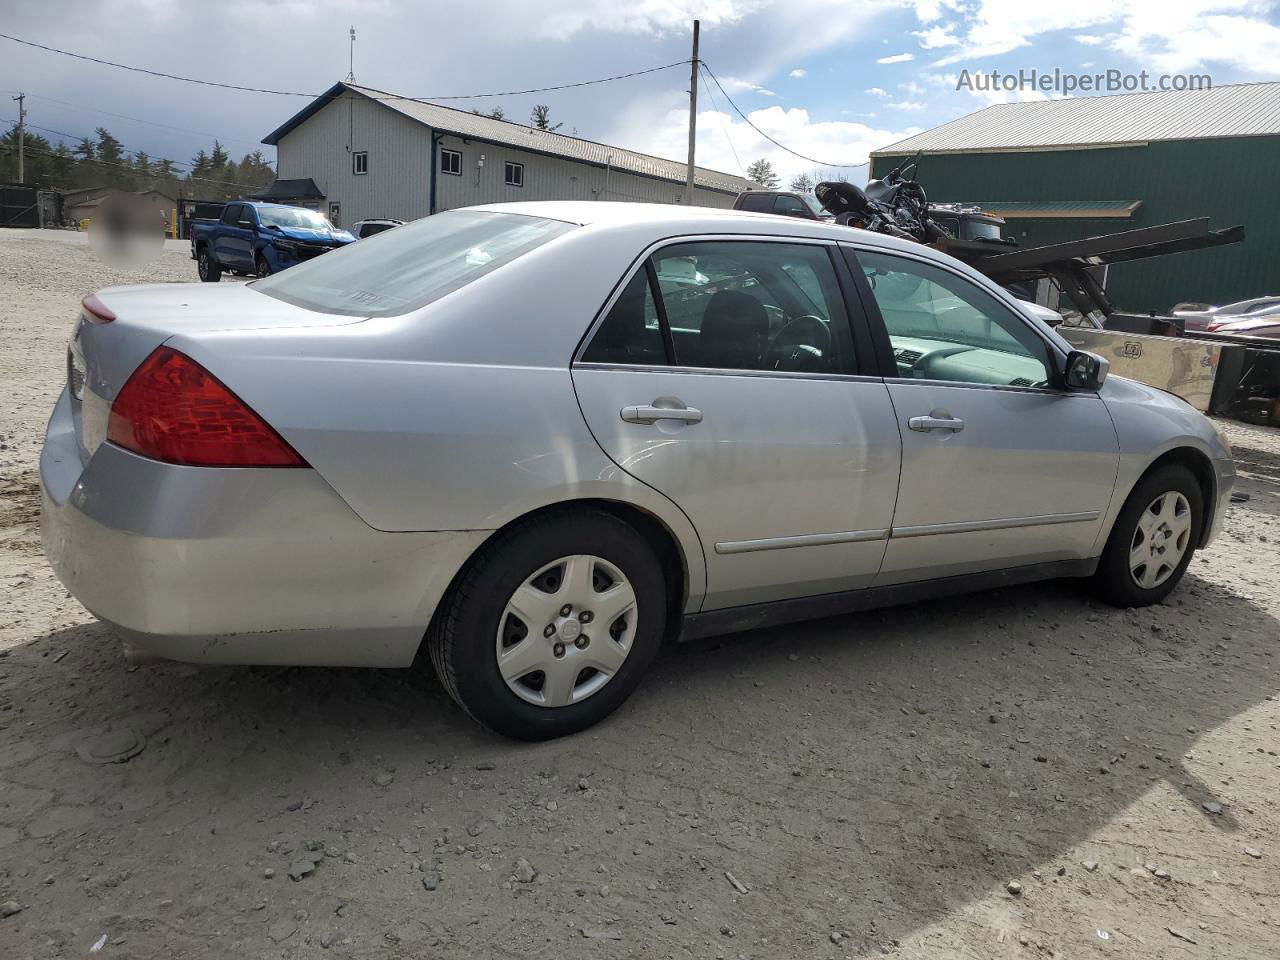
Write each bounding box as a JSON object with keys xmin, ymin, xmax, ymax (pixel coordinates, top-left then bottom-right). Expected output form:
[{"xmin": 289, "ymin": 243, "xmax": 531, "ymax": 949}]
[{"xmin": 1, "ymin": 229, "xmax": 1278, "ymax": 959}]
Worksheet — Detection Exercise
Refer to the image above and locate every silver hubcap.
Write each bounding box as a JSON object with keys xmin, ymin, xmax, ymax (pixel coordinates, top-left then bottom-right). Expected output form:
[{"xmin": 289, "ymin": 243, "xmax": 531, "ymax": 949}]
[
  {"xmin": 1129, "ymin": 491, "xmax": 1192, "ymax": 589},
  {"xmin": 496, "ymin": 555, "xmax": 637, "ymax": 708}
]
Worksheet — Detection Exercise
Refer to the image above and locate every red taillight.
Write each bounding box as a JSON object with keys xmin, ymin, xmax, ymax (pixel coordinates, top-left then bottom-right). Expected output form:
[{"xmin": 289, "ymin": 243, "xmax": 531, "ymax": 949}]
[
  {"xmin": 81, "ymin": 294, "xmax": 115, "ymax": 324},
  {"xmin": 106, "ymin": 347, "xmax": 307, "ymax": 467}
]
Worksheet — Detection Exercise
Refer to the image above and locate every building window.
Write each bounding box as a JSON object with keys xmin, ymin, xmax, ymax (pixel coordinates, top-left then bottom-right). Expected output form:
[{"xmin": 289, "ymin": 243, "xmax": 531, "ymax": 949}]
[
  {"xmin": 353, "ymin": 151, "xmax": 368, "ymax": 175},
  {"xmin": 440, "ymin": 149, "xmax": 462, "ymax": 176},
  {"xmin": 504, "ymin": 161, "xmax": 524, "ymax": 187}
]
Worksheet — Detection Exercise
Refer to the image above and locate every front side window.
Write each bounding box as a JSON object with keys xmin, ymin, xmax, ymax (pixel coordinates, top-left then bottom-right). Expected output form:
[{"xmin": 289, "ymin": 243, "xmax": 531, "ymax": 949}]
[
  {"xmin": 581, "ymin": 240, "xmax": 855, "ymax": 374},
  {"xmin": 855, "ymin": 250, "xmax": 1052, "ymax": 387},
  {"xmin": 441, "ymin": 148, "xmax": 462, "ymax": 176},
  {"xmin": 353, "ymin": 151, "xmax": 368, "ymax": 175},
  {"xmin": 254, "ymin": 210, "xmax": 574, "ymax": 316},
  {"xmin": 505, "ymin": 161, "xmax": 524, "ymax": 187}
]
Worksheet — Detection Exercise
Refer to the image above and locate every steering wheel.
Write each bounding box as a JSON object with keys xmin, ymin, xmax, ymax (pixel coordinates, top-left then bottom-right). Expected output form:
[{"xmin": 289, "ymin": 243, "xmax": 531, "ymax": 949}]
[{"xmin": 765, "ymin": 316, "xmax": 832, "ymax": 372}]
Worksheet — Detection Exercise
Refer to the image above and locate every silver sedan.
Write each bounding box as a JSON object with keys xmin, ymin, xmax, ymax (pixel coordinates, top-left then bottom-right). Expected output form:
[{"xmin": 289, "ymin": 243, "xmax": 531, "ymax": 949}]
[{"xmin": 41, "ymin": 202, "xmax": 1236, "ymax": 739}]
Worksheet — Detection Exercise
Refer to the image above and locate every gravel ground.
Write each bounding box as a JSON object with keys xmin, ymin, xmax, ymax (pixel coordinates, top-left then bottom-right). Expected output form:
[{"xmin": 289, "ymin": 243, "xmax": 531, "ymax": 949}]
[{"xmin": 1, "ymin": 229, "xmax": 1279, "ymax": 959}]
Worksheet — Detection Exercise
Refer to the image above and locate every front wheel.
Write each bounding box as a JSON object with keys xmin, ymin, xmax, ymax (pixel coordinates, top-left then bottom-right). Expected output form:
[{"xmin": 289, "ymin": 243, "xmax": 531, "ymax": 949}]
[
  {"xmin": 1092, "ymin": 465, "xmax": 1203, "ymax": 607},
  {"xmin": 197, "ymin": 247, "xmax": 222, "ymax": 282},
  {"xmin": 255, "ymin": 254, "xmax": 272, "ymax": 278},
  {"xmin": 427, "ymin": 510, "xmax": 667, "ymax": 740}
]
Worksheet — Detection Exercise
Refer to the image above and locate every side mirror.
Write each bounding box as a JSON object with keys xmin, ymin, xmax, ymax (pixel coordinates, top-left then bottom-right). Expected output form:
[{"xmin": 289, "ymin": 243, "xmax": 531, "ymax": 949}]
[{"xmin": 1064, "ymin": 350, "xmax": 1109, "ymax": 391}]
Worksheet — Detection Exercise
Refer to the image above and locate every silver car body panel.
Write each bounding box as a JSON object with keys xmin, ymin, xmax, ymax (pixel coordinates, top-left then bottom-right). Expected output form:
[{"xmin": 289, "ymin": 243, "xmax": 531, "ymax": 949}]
[{"xmin": 41, "ymin": 201, "xmax": 1236, "ymax": 666}]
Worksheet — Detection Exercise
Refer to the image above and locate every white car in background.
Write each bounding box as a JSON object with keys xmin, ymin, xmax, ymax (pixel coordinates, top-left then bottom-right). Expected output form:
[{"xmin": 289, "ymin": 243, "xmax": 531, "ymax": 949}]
[{"xmin": 1172, "ymin": 296, "xmax": 1280, "ymax": 333}]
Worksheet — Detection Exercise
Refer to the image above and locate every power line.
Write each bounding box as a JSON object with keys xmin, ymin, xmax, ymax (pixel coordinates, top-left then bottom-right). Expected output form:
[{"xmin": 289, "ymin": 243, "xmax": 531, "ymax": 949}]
[
  {"xmin": 699, "ymin": 63, "xmax": 866, "ymax": 169},
  {"xmin": 696, "ymin": 68, "xmax": 745, "ymax": 178},
  {"xmin": 2, "ymin": 120, "xmax": 264, "ymax": 189},
  {"xmin": 8, "ymin": 117, "xmax": 265, "ymax": 181},
  {"xmin": 0, "ymin": 90, "xmax": 274, "ymax": 156},
  {"xmin": 0, "ymin": 33, "xmax": 688, "ymax": 102}
]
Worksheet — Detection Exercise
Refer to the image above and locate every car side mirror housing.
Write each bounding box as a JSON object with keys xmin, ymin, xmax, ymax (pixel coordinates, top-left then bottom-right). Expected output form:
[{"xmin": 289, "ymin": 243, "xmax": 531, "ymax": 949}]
[{"xmin": 1064, "ymin": 349, "xmax": 1109, "ymax": 391}]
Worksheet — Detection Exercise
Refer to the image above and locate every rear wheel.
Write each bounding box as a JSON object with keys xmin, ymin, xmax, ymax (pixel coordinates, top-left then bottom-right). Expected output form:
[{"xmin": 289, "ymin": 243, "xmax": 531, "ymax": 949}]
[
  {"xmin": 427, "ymin": 510, "xmax": 667, "ymax": 740},
  {"xmin": 1093, "ymin": 465, "xmax": 1202, "ymax": 607},
  {"xmin": 197, "ymin": 246, "xmax": 222, "ymax": 282}
]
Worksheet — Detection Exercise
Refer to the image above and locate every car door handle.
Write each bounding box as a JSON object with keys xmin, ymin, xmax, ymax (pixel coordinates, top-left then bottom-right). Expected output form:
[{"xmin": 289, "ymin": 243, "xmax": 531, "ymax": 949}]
[
  {"xmin": 620, "ymin": 401, "xmax": 703, "ymax": 425},
  {"xmin": 908, "ymin": 414, "xmax": 965, "ymax": 432}
]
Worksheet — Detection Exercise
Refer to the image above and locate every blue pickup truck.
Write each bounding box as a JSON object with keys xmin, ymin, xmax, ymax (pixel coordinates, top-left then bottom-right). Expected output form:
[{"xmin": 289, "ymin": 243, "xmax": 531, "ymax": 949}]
[{"xmin": 190, "ymin": 201, "xmax": 356, "ymax": 281}]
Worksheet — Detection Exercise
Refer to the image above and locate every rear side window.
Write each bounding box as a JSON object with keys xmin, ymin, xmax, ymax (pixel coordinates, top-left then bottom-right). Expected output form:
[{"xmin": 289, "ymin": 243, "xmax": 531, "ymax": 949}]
[
  {"xmin": 581, "ymin": 240, "xmax": 856, "ymax": 374},
  {"xmin": 220, "ymin": 204, "xmax": 241, "ymax": 225},
  {"xmin": 254, "ymin": 210, "xmax": 574, "ymax": 316},
  {"xmin": 581, "ymin": 271, "xmax": 665, "ymax": 366},
  {"xmin": 737, "ymin": 194, "xmax": 773, "ymax": 213}
]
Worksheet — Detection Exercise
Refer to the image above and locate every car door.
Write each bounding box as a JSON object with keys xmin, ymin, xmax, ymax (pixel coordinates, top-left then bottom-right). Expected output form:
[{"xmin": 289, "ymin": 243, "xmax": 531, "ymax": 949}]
[
  {"xmin": 842, "ymin": 244, "xmax": 1120, "ymax": 585},
  {"xmin": 572, "ymin": 237, "xmax": 902, "ymax": 611},
  {"xmin": 214, "ymin": 204, "xmax": 249, "ymax": 269}
]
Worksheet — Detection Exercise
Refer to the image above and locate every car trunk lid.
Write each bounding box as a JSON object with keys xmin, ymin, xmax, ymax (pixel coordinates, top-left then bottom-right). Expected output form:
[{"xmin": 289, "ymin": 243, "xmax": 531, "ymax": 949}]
[{"xmin": 69, "ymin": 283, "xmax": 363, "ymax": 462}]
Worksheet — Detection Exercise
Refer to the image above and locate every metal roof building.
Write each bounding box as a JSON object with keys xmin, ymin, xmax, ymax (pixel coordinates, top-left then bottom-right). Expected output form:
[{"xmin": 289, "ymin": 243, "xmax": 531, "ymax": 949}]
[
  {"xmin": 262, "ymin": 82, "xmax": 750, "ymax": 226},
  {"xmin": 871, "ymin": 83, "xmax": 1280, "ymax": 313}
]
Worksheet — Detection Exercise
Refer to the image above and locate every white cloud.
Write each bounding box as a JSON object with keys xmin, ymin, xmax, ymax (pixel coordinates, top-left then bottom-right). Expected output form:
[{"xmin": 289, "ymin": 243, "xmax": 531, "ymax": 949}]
[
  {"xmin": 922, "ymin": 0, "xmax": 1280, "ymax": 76},
  {"xmin": 912, "ymin": 0, "xmax": 964, "ymax": 22},
  {"xmin": 789, "ymin": 68, "xmax": 808, "ymax": 78},
  {"xmin": 900, "ymin": 81, "xmax": 926, "ymax": 95},
  {"xmin": 629, "ymin": 102, "xmax": 920, "ymax": 184},
  {"xmin": 865, "ymin": 86, "xmax": 890, "ymax": 96},
  {"xmin": 721, "ymin": 76, "xmax": 778, "ymax": 97},
  {"xmin": 887, "ymin": 100, "xmax": 927, "ymax": 110},
  {"xmin": 914, "ymin": 25, "xmax": 961, "ymax": 48},
  {"xmin": 877, "ymin": 52, "xmax": 916, "ymax": 63}
]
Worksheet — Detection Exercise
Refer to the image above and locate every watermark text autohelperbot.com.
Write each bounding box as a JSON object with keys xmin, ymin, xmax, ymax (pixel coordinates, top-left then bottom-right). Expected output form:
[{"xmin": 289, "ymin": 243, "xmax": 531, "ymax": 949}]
[{"xmin": 956, "ymin": 68, "xmax": 1212, "ymax": 97}]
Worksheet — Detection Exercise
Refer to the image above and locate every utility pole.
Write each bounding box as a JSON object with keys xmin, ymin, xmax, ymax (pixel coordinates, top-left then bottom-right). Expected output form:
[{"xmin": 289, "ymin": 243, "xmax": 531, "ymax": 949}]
[
  {"xmin": 345, "ymin": 27, "xmax": 356, "ymax": 83},
  {"xmin": 11, "ymin": 93, "xmax": 25, "ymax": 183},
  {"xmin": 684, "ymin": 20, "xmax": 699, "ymax": 205}
]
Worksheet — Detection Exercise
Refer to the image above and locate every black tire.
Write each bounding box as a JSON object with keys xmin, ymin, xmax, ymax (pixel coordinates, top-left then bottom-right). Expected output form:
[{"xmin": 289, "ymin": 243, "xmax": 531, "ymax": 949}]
[
  {"xmin": 255, "ymin": 254, "xmax": 272, "ymax": 278},
  {"xmin": 1092, "ymin": 464, "xmax": 1203, "ymax": 607},
  {"xmin": 197, "ymin": 246, "xmax": 222, "ymax": 282},
  {"xmin": 427, "ymin": 509, "xmax": 667, "ymax": 740}
]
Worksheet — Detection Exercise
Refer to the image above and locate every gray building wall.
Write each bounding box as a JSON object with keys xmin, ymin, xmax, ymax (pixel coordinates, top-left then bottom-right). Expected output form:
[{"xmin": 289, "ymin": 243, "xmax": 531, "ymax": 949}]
[
  {"xmin": 275, "ymin": 92, "xmax": 434, "ymax": 225},
  {"xmin": 275, "ymin": 92, "xmax": 737, "ymax": 226},
  {"xmin": 433, "ymin": 132, "xmax": 736, "ymax": 212}
]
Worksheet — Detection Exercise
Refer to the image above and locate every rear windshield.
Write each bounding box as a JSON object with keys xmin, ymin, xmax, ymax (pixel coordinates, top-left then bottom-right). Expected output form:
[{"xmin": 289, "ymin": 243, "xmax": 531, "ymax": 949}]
[{"xmin": 253, "ymin": 210, "xmax": 575, "ymax": 316}]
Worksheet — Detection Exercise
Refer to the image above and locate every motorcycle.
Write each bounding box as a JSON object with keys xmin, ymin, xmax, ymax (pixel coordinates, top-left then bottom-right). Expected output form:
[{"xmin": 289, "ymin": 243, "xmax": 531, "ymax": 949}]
[{"xmin": 814, "ymin": 151, "xmax": 947, "ymax": 245}]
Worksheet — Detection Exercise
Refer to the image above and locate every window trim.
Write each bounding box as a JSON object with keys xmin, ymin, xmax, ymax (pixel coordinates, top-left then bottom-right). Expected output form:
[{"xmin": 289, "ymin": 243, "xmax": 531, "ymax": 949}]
[
  {"xmin": 504, "ymin": 160, "xmax": 524, "ymax": 187},
  {"xmin": 352, "ymin": 150, "xmax": 368, "ymax": 176},
  {"xmin": 838, "ymin": 241, "xmax": 1070, "ymax": 393},
  {"xmin": 572, "ymin": 233, "xmax": 880, "ymax": 378},
  {"xmin": 440, "ymin": 148, "xmax": 462, "ymax": 176}
]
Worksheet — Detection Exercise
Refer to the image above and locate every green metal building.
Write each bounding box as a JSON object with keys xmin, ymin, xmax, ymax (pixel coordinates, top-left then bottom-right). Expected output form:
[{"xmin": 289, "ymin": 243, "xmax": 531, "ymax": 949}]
[{"xmin": 871, "ymin": 82, "xmax": 1280, "ymax": 315}]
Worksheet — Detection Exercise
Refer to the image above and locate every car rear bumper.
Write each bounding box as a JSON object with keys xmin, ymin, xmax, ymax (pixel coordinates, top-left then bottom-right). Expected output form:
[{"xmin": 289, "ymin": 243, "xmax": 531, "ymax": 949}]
[{"xmin": 40, "ymin": 387, "xmax": 487, "ymax": 667}]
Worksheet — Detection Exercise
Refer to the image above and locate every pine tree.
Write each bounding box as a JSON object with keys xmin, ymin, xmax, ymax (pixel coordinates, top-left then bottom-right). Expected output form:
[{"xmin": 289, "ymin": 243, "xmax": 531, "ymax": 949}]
[
  {"xmin": 746, "ymin": 158, "xmax": 780, "ymax": 188},
  {"xmin": 530, "ymin": 105, "xmax": 562, "ymax": 131}
]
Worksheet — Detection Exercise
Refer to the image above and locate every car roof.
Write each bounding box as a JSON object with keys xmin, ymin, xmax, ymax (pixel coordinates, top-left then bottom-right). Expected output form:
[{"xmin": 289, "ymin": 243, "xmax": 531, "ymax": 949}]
[{"xmin": 463, "ymin": 200, "xmax": 943, "ymax": 258}]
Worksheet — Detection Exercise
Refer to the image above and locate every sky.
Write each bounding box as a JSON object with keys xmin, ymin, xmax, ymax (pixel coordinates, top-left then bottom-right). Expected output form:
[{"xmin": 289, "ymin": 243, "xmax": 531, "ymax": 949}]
[{"xmin": 4, "ymin": 0, "xmax": 1280, "ymax": 188}]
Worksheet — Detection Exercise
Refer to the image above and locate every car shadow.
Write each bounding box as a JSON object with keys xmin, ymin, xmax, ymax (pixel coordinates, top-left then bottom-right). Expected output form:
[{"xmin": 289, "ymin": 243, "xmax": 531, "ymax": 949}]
[{"xmin": 2, "ymin": 556, "xmax": 1276, "ymax": 957}]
